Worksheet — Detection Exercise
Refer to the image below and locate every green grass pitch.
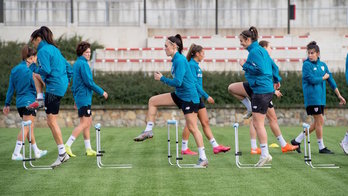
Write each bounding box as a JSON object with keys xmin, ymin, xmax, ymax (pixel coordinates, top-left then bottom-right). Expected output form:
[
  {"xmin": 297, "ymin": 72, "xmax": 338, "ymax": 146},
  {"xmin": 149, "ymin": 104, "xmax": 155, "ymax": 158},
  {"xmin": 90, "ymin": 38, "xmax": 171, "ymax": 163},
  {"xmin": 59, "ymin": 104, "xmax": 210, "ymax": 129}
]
[{"xmin": 0, "ymin": 126, "xmax": 347, "ymax": 195}]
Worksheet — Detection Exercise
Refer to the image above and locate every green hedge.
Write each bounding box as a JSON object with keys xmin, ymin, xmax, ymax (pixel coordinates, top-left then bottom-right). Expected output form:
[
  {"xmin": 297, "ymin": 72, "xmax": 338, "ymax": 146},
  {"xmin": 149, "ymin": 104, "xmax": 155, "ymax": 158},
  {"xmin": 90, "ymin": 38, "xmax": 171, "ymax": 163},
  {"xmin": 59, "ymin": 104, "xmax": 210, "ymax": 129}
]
[
  {"xmin": 1, "ymin": 37, "xmax": 347, "ymax": 108},
  {"xmin": 57, "ymin": 35, "xmax": 103, "ymax": 61},
  {"xmin": 0, "ymin": 41, "xmax": 24, "ymax": 104},
  {"xmin": 59, "ymin": 71, "xmax": 348, "ymax": 108},
  {"xmin": 0, "ymin": 35, "xmax": 103, "ymax": 105}
]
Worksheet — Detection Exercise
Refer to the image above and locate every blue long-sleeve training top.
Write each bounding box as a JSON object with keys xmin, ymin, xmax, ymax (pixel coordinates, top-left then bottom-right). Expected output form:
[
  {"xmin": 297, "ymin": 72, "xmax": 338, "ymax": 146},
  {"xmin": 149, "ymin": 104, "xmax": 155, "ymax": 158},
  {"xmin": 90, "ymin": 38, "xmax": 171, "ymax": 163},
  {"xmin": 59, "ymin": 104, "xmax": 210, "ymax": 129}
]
[
  {"xmin": 242, "ymin": 41, "xmax": 274, "ymax": 94},
  {"xmin": 5, "ymin": 61, "xmax": 36, "ymax": 108},
  {"xmin": 189, "ymin": 58, "xmax": 209, "ymax": 100},
  {"xmin": 29, "ymin": 41, "xmax": 73, "ymax": 97},
  {"xmin": 160, "ymin": 52, "xmax": 200, "ymax": 104},
  {"xmin": 302, "ymin": 58, "xmax": 337, "ymax": 107},
  {"xmin": 72, "ymin": 56, "xmax": 104, "ymax": 109},
  {"xmin": 271, "ymin": 59, "xmax": 282, "ymax": 84}
]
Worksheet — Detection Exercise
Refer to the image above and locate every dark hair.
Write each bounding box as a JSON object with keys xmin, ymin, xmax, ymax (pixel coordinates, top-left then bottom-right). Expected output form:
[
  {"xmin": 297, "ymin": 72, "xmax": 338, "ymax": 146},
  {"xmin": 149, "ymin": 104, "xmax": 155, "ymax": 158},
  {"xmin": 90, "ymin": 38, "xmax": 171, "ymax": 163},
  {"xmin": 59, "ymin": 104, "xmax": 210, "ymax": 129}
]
[
  {"xmin": 307, "ymin": 41, "xmax": 320, "ymax": 53},
  {"xmin": 240, "ymin": 26, "xmax": 258, "ymax": 42},
  {"xmin": 21, "ymin": 45, "xmax": 37, "ymax": 61},
  {"xmin": 76, "ymin": 41, "xmax": 91, "ymax": 56},
  {"xmin": 31, "ymin": 26, "xmax": 57, "ymax": 47},
  {"xmin": 167, "ymin": 34, "xmax": 183, "ymax": 54},
  {"xmin": 186, "ymin": 43, "xmax": 203, "ymax": 61},
  {"xmin": 259, "ymin": 40, "xmax": 269, "ymax": 48}
]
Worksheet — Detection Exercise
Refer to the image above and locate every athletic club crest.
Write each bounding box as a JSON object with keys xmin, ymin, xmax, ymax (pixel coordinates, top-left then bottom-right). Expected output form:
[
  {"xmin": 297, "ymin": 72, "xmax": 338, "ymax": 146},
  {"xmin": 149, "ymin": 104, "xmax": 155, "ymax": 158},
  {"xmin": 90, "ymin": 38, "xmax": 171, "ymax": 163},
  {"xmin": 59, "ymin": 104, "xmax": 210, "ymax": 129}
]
[
  {"xmin": 37, "ymin": 59, "xmax": 42, "ymax": 68},
  {"xmin": 314, "ymin": 107, "xmax": 318, "ymax": 112},
  {"xmin": 321, "ymin": 66, "xmax": 325, "ymax": 71},
  {"xmin": 171, "ymin": 66, "xmax": 175, "ymax": 76}
]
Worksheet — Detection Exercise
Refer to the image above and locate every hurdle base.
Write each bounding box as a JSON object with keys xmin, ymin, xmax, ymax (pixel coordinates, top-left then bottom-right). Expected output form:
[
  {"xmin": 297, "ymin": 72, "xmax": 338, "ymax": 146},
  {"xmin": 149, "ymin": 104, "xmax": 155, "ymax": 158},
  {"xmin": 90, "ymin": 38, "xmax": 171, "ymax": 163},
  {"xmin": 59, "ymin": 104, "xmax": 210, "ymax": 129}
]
[
  {"xmin": 23, "ymin": 160, "xmax": 52, "ymax": 170},
  {"xmin": 303, "ymin": 124, "xmax": 339, "ymax": 169},
  {"xmin": 235, "ymin": 155, "xmax": 271, "ymax": 169},
  {"xmin": 97, "ymin": 162, "xmax": 132, "ymax": 169},
  {"xmin": 177, "ymin": 163, "xmax": 205, "ymax": 169},
  {"xmin": 168, "ymin": 156, "xmax": 175, "ymax": 166},
  {"xmin": 305, "ymin": 160, "xmax": 339, "ymax": 169},
  {"xmin": 96, "ymin": 156, "xmax": 132, "ymax": 169},
  {"xmin": 236, "ymin": 162, "xmax": 272, "ymax": 169},
  {"xmin": 176, "ymin": 157, "xmax": 205, "ymax": 168},
  {"xmin": 167, "ymin": 156, "xmax": 206, "ymax": 168},
  {"xmin": 177, "ymin": 160, "xmax": 206, "ymax": 169}
]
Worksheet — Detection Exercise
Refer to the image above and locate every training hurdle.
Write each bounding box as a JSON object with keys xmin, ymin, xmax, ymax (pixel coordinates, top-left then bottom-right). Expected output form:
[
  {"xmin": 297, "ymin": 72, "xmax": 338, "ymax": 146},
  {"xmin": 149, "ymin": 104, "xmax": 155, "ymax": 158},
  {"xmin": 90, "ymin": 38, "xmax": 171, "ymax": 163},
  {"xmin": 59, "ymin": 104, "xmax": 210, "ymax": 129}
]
[
  {"xmin": 21, "ymin": 120, "xmax": 52, "ymax": 170},
  {"xmin": 95, "ymin": 123, "xmax": 132, "ymax": 169},
  {"xmin": 302, "ymin": 123, "xmax": 339, "ymax": 169},
  {"xmin": 233, "ymin": 123, "xmax": 271, "ymax": 169},
  {"xmin": 167, "ymin": 120, "xmax": 205, "ymax": 168}
]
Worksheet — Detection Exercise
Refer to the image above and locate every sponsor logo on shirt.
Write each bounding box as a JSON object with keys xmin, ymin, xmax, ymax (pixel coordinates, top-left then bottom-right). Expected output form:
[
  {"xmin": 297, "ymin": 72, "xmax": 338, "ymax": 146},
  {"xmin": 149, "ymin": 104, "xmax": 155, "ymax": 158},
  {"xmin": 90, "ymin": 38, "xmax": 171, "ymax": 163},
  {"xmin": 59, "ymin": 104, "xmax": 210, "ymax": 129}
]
[
  {"xmin": 253, "ymin": 106, "xmax": 257, "ymax": 109},
  {"xmin": 185, "ymin": 106, "xmax": 190, "ymax": 110},
  {"xmin": 313, "ymin": 67, "xmax": 317, "ymax": 71}
]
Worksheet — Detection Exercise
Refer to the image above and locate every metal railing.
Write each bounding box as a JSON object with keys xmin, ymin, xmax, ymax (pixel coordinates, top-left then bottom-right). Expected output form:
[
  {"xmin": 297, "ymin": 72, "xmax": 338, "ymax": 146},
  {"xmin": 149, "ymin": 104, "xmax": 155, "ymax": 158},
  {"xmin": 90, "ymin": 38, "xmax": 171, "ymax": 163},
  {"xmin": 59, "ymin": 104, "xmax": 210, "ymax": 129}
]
[
  {"xmin": 4, "ymin": 0, "xmax": 70, "ymax": 26},
  {"xmin": 76, "ymin": 0, "xmax": 141, "ymax": 26},
  {"xmin": 2, "ymin": 0, "xmax": 348, "ymax": 28},
  {"xmin": 145, "ymin": 7, "xmax": 348, "ymax": 28}
]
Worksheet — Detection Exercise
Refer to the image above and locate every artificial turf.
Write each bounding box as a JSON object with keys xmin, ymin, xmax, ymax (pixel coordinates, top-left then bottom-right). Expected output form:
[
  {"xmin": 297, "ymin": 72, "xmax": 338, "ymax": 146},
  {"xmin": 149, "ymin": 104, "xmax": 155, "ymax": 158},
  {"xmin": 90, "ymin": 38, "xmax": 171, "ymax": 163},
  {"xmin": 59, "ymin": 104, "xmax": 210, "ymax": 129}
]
[{"xmin": 0, "ymin": 126, "xmax": 347, "ymax": 195}]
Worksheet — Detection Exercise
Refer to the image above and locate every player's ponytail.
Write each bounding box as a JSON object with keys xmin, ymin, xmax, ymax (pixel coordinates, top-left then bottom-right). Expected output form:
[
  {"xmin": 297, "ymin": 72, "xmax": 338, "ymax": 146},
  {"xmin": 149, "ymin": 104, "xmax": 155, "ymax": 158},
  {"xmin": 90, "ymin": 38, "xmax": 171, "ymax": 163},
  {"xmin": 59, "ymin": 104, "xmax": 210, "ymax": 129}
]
[
  {"xmin": 186, "ymin": 43, "xmax": 203, "ymax": 62},
  {"xmin": 240, "ymin": 26, "xmax": 259, "ymax": 42},
  {"xmin": 168, "ymin": 34, "xmax": 184, "ymax": 54},
  {"xmin": 307, "ymin": 41, "xmax": 320, "ymax": 53}
]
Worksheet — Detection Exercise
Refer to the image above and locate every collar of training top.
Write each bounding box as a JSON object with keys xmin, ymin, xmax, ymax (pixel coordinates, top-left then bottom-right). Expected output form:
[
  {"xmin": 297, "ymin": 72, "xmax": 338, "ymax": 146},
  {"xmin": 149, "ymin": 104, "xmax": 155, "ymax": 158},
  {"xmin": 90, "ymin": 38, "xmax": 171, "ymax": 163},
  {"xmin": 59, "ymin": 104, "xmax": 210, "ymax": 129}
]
[
  {"xmin": 247, "ymin": 41, "xmax": 259, "ymax": 52},
  {"xmin": 78, "ymin": 55, "xmax": 87, "ymax": 62},
  {"xmin": 306, "ymin": 57, "xmax": 321, "ymax": 64},
  {"xmin": 171, "ymin": 51, "xmax": 180, "ymax": 62},
  {"xmin": 190, "ymin": 58, "xmax": 198, "ymax": 66},
  {"xmin": 37, "ymin": 40, "xmax": 48, "ymax": 51}
]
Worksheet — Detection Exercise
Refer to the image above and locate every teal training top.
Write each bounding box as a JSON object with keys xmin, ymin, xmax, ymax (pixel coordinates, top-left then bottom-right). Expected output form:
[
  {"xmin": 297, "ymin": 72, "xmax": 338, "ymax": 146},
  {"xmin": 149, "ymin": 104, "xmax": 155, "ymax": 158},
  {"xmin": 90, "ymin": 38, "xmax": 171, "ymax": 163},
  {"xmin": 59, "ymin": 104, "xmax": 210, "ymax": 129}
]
[
  {"xmin": 302, "ymin": 58, "xmax": 337, "ymax": 107},
  {"xmin": 5, "ymin": 61, "xmax": 36, "ymax": 108},
  {"xmin": 30, "ymin": 41, "xmax": 73, "ymax": 97},
  {"xmin": 72, "ymin": 56, "xmax": 104, "ymax": 109},
  {"xmin": 243, "ymin": 41, "xmax": 274, "ymax": 94},
  {"xmin": 160, "ymin": 52, "xmax": 200, "ymax": 104}
]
